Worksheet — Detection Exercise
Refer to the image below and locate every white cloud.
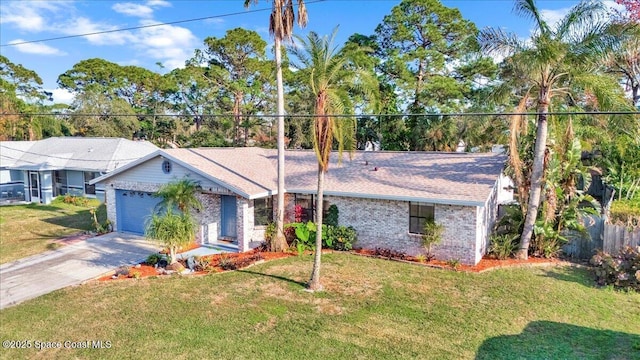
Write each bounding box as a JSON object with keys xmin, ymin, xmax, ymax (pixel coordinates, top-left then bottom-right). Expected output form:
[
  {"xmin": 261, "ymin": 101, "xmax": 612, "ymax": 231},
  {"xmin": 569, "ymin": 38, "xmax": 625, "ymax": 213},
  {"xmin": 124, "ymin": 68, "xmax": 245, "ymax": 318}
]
[
  {"xmin": 8, "ymin": 40, "xmax": 66, "ymax": 56},
  {"xmin": 540, "ymin": 7, "xmax": 571, "ymax": 30},
  {"xmin": 0, "ymin": 3, "xmax": 46, "ymax": 31},
  {"xmin": 146, "ymin": 0, "xmax": 172, "ymax": 8},
  {"xmin": 112, "ymin": 3, "xmax": 154, "ymax": 18},
  {"xmin": 205, "ymin": 18, "xmax": 226, "ymax": 26},
  {"xmin": 0, "ymin": 1, "xmax": 72, "ymax": 32},
  {"xmin": 50, "ymin": 88, "xmax": 75, "ymax": 104},
  {"xmin": 61, "ymin": 17, "xmax": 136, "ymax": 45},
  {"xmin": 135, "ymin": 22, "xmax": 198, "ymax": 70},
  {"xmin": 603, "ymin": 0, "xmax": 625, "ymax": 13}
]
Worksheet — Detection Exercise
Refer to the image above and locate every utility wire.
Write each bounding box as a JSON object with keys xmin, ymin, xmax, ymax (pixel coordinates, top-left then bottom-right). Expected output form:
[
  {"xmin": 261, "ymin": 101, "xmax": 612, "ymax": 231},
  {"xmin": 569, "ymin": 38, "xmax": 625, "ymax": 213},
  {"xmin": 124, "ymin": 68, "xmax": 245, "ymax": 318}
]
[
  {"xmin": 0, "ymin": 0, "xmax": 326, "ymax": 47},
  {"xmin": 2, "ymin": 111, "xmax": 639, "ymax": 117}
]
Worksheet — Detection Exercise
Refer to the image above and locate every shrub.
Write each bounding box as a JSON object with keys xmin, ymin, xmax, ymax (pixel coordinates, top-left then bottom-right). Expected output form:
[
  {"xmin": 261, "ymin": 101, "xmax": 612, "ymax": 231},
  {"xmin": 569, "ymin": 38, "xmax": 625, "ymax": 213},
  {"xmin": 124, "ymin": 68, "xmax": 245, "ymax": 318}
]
[
  {"xmin": 264, "ymin": 222, "xmax": 276, "ymax": 245},
  {"xmin": 217, "ymin": 253, "xmax": 263, "ymax": 271},
  {"xmin": 145, "ymin": 253, "xmax": 164, "ymax": 266},
  {"xmin": 421, "ymin": 220, "xmax": 444, "ymax": 260},
  {"xmin": 287, "ymin": 221, "xmax": 319, "ymax": 255},
  {"xmin": 324, "ymin": 205, "xmax": 339, "ymax": 227},
  {"xmin": 372, "ymin": 247, "xmax": 407, "ymax": 260},
  {"xmin": 89, "ymin": 206, "xmax": 111, "ymax": 234},
  {"xmin": 129, "ymin": 269, "xmax": 142, "ymax": 279},
  {"xmin": 609, "ymin": 199, "xmax": 640, "ymax": 227},
  {"xmin": 446, "ymin": 258, "xmax": 461, "ymax": 270},
  {"xmin": 62, "ymin": 194, "xmax": 89, "ymax": 207},
  {"xmin": 489, "ymin": 234, "xmax": 519, "ymax": 260},
  {"xmin": 590, "ymin": 246, "xmax": 640, "ymax": 291},
  {"xmin": 414, "ymin": 254, "xmax": 426, "ymax": 263},
  {"xmin": 324, "ymin": 225, "xmax": 356, "ymax": 251}
]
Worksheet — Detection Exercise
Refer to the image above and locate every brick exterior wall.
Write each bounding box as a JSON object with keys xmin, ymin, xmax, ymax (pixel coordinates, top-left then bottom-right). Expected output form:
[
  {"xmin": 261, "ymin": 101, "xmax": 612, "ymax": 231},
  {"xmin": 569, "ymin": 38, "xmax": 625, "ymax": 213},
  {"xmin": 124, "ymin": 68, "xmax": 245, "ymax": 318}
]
[
  {"xmin": 323, "ymin": 195, "xmax": 488, "ymax": 265},
  {"xmin": 105, "ymin": 179, "xmax": 500, "ymax": 264}
]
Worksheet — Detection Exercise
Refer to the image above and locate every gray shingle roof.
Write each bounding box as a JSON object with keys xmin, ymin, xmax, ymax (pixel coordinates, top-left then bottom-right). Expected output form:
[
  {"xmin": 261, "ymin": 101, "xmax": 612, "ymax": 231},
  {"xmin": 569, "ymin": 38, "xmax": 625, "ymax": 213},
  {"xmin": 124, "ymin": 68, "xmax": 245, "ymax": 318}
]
[
  {"xmin": 162, "ymin": 148, "xmax": 506, "ymax": 206},
  {"xmin": 0, "ymin": 137, "xmax": 158, "ymax": 172}
]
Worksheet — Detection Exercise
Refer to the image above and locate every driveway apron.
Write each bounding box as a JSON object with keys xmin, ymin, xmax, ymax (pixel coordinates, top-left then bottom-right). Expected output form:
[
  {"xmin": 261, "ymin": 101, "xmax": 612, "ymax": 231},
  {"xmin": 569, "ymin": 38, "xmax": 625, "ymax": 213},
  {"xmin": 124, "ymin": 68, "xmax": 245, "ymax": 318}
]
[{"xmin": 0, "ymin": 233, "xmax": 160, "ymax": 309}]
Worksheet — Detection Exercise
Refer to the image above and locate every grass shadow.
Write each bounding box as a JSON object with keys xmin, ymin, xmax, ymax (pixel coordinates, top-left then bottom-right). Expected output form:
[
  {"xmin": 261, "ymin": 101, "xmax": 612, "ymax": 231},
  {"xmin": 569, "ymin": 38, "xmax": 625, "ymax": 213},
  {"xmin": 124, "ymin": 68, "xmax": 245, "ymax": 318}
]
[
  {"xmin": 476, "ymin": 320, "xmax": 640, "ymax": 360},
  {"xmin": 237, "ymin": 268, "xmax": 307, "ymax": 288},
  {"xmin": 537, "ymin": 266, "xmax": 595, "ymax": 288}
]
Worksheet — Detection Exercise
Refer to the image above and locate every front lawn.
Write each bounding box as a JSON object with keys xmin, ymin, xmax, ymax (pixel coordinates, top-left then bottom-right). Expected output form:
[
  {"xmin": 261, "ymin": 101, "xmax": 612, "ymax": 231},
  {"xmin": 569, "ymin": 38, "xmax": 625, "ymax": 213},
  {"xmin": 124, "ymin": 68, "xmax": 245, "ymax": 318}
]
[
  {"xmin": 0, "ymin": 254, "xmax": 638, "ymax": 359},
  {"xmin": 0, "ymin": 198, "xmax": 106, "ymax": 264}
]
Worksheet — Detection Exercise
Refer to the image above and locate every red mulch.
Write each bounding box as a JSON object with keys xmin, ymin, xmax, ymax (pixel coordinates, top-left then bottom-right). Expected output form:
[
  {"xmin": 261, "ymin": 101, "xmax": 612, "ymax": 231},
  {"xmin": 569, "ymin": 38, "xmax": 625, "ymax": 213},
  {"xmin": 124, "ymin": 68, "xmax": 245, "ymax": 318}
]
[
  {"xmin": 353, "ymin": 248, "xmax": 562, "ymax": 273},
  {"xmin": 99, "ymin": 247, "xmax": 564, "ymax": 281},
  {"xmin": 98, "ymin": 249, "xmax": 294, "ymax": 281}
]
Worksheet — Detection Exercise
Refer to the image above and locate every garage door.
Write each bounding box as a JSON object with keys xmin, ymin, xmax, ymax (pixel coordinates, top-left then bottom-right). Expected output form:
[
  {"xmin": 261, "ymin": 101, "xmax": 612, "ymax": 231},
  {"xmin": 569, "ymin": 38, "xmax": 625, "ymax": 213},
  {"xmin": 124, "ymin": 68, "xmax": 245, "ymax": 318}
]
[{"xmin": 116, "ymin": 190, "xmax": 162, "ymax": 235}]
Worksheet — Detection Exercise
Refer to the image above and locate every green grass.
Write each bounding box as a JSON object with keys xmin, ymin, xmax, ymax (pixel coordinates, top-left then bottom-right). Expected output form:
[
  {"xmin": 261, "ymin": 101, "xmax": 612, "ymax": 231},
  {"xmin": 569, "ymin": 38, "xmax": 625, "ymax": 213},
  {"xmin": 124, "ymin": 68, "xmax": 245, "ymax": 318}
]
[
  {"xmin": 0, "ymin": 198, "xmax": 106, "ymax": 264},
  {"xmin": 0, "ymin": 254, "xmax": 638, "ymax": 359}
]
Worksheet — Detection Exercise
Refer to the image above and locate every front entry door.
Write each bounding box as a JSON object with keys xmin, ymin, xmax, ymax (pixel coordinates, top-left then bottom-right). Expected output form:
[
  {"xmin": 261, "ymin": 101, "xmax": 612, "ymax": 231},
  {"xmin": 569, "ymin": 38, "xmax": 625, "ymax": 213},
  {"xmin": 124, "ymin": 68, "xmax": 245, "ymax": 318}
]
[
  {"xmin": 220, "ymin": 195, "xmax": 237, "ymax": 240},
  {"xmin": 29, "ymin": 172, "xmax": 40, "ymax": 203}
]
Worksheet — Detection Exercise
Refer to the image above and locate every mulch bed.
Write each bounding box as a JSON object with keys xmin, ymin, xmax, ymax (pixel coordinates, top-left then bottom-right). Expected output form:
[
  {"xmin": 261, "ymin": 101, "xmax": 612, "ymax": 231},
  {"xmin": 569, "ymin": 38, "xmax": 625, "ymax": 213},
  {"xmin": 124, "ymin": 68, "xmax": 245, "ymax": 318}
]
[
  {"xmin": 353, "ymin": 248, "xmax": 564, "ymax": 273},
  {"xmin": 98, "ymin": 249, "xmax": 294, "ymax": 281},
  {"xmin": 98, "ymin": 245, "xmax": 570, "ymax": 282}
]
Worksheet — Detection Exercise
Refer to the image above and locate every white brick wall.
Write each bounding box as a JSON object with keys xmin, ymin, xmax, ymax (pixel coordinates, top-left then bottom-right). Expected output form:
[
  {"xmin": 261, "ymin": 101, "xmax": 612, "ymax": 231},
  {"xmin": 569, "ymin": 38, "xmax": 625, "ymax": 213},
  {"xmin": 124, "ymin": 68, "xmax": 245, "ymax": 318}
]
[{"xmin": 323, "ymin": 195, "xmax": 486, "ymax": 265}]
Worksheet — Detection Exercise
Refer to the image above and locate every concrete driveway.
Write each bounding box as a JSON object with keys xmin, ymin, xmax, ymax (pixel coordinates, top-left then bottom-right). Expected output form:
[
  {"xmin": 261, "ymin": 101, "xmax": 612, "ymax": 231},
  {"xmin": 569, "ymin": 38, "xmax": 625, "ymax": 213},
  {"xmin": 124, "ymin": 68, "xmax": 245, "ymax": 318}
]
[{"xmin": 0, "ymin": 233, "xmax": 161, "ymax": 310}]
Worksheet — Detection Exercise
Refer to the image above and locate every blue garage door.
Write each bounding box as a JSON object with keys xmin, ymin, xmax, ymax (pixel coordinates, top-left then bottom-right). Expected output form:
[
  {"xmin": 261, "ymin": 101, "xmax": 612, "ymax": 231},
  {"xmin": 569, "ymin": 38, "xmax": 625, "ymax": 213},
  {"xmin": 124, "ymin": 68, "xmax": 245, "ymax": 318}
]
[{"xmin": 116, "ymin": 190, "xmax": 162, "ymax": 235}]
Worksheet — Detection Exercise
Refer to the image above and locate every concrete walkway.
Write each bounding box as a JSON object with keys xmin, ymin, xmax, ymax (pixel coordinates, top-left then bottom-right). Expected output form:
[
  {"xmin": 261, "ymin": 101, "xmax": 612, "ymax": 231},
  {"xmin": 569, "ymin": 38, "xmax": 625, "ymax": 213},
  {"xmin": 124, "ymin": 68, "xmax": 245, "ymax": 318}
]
[{"xmin": 0, "ymin": 232, "xmax": 161, "ymax": 310}]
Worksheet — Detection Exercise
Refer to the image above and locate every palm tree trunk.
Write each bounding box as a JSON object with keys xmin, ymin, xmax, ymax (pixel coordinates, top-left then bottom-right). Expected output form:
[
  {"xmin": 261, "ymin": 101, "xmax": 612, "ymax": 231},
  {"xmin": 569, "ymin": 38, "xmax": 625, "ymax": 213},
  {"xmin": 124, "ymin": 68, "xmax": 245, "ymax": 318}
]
[
  {"xmin": 308, "ymin": 164, "xmax": 325, "ymax": 291},
  {"xmin": 518, "ymin": 95, "xmax": 550, "ymax": 259},
  {"xmin": 272, "ymin": 37, "xmax": 288, "ymax": 252}
]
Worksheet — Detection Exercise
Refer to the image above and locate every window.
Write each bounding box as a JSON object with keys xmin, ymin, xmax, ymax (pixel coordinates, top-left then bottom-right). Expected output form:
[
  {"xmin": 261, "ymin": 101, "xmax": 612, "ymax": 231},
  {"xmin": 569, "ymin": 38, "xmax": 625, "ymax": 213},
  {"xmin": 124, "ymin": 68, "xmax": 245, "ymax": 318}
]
[
  {"xmin": 294, "ymin": 194, "xmax": 329, "ymax": 222},
  {"xmin": 162, "ymin": 160, "xmax": 172, "ymax": 174},
  {"xmin": 254, "ymin": 197, "xmax": 273, "ymax": 226},
  {"xmin": 54, "ymin": 171, "xmax": 68, "ymax": 196},
  {"xmin": 409, "ymin": 202, "xmax": 435, "ymax": 234},
  {"xmin": 84, "ymin": 172, "xmax": 99, "ymax": 195}
]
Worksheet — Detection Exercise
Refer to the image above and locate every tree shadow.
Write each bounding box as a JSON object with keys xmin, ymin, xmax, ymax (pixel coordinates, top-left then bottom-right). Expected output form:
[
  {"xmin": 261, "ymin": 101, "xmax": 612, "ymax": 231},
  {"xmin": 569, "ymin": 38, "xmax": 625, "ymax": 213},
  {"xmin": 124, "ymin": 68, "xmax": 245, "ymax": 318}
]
[
  {"xmin": 537, "ymin": 266, "xmax": 595, "ymax": 288},
  {"xmin": 237, "ymin": 268, "xmax": 307, "ymax": 288},
  {"xmin": 476, "ymin": 321, "xmax": 640, "ymax": 360}
]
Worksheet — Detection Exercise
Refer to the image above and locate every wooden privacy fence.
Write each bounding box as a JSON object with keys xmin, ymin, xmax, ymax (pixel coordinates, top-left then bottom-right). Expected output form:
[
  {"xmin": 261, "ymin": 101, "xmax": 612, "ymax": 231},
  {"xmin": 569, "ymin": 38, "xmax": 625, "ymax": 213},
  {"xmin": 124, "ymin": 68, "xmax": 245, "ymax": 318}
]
[
  {"xmin": 602, "ymin": 223, "xmax": 640, "ymax": 254},
  {"xmin": 564, "ymin": 215, "xmax": 640, "ymax": 258}
]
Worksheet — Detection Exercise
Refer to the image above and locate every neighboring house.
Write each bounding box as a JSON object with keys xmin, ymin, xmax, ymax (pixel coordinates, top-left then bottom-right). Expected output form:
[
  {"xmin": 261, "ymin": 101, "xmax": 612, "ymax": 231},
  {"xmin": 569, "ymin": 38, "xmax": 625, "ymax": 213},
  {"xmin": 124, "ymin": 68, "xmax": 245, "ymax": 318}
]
[
  {"xmin": 93, "ymin": 147, "xmax": 511, "ymax": 265},
  {"xmin": 0, "ymin": 137, "xmax": 158, "ymax": 204}
]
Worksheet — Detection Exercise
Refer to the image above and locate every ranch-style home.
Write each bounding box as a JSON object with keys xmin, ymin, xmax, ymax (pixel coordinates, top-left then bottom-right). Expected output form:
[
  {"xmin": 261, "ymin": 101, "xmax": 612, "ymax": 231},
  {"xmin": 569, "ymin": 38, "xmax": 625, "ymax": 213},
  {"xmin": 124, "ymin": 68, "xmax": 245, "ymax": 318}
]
[
  {"xmin": 0, "ymin": 137, "xmax": 158, "ymax": 204},
  {"xmin": 93, "ymin": 147, "xmax": 512, "ymax": 265}
]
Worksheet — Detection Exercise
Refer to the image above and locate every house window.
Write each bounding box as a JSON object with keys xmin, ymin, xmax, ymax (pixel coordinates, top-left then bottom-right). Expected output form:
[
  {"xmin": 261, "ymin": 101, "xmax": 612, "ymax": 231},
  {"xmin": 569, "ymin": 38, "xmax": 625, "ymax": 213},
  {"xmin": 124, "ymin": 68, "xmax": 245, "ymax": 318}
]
[
  {"xmin": 54, "ymin": 171, "xmax": 68, "ymax": 196},
  {"xmin": 409, "ymin": 202, "xmax": 435, "ymax": 234},
  {"xmin": 254, "ymin": 197, "xmax": 273, "ymax": 226},
  {"xmin": 294, "ymin": 194, "xmax": 329, "ymax": 222},
  {"xmin": 162, "ymin": 160, "xmax": 172, "ymax": 174},
  {"xmin": 84, "ymin": 172, "xmax": 99, "ymax": 195}
]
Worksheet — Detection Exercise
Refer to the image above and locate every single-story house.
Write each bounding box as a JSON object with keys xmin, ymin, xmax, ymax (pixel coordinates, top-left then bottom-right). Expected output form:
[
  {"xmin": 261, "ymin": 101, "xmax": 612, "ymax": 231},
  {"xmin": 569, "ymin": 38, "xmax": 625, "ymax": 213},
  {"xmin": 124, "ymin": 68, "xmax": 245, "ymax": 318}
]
[
  {"xmin": 0, "ymin": 137, "xmax": 158, "ymax": 204},
  {"xmin": 92, "ymin": 147, "xmax": 511, "ymax": 265}
]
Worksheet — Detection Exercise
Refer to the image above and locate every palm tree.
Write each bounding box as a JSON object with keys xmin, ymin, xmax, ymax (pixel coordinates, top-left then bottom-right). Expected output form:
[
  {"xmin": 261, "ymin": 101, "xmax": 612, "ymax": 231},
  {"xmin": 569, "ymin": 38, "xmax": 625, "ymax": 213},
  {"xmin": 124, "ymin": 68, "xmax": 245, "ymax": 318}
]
[
  {"xmin": 154, "ymin": 178, "xmax": 203, "ymax": 215},
  {"xmin": 244, "ymin": 0, "xmax": 308, "ymax": 252},
  {"xmin": 146, "ymin": 211, "xmax": 197, "ymax": 264},
  {"xmin": 602, "ymin": 22, "xmax": 640, "ymax": 107},
  {"xmin": 148, "ymin": 179, "xmax": 202, "ymax": 264},
  {"xmin": 289, "ymin": 28, "xmax": 378, "ymax": 291},
  {"xmin": 479, "ymin": 0, "xmax": 629, "ymax": 259}
]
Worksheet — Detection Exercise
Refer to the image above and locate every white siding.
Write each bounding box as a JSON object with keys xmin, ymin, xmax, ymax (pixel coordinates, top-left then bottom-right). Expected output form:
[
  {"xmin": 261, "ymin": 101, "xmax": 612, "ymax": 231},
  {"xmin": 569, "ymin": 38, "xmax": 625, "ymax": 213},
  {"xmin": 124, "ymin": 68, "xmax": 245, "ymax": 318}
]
[{"xmin": 107, "ymin": 156, "xmax": 234, "ymax": 195}]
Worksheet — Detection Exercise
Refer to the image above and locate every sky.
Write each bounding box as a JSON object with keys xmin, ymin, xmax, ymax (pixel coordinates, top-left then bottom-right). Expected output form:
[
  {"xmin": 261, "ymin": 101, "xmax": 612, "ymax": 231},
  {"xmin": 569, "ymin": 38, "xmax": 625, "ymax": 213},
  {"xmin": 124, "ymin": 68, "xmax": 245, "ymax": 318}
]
[{"xmin": 0, "ymin": 0, "xmax": 624, "ymax": 104}]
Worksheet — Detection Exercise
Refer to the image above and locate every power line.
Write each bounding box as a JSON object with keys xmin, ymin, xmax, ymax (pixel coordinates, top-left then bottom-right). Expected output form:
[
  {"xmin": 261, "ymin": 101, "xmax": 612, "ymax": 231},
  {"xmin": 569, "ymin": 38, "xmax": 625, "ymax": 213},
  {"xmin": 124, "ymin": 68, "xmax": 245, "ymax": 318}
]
[
  {"xmin": 2, "ymin": 111, "xmax": 639, "ymax": 117},
  {"xmin": 0, "ymin": 0, "xmax": 326, "ymax": 47}
]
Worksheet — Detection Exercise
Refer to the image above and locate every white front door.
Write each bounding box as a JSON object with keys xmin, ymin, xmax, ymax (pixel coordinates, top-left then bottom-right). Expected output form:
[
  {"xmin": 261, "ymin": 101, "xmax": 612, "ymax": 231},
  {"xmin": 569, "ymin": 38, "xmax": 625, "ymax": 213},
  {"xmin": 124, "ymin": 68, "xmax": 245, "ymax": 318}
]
[{"xmin": 29, "ymin": 171, "xmax": 40, "ymax": 203}]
